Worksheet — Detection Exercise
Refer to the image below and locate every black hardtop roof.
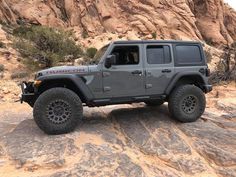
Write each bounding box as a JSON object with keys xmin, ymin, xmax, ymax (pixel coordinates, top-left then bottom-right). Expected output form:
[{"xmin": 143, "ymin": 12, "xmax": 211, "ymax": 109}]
[{"xmin": 113, "ymin": 40, "xmax": 201, "ymax": 45}]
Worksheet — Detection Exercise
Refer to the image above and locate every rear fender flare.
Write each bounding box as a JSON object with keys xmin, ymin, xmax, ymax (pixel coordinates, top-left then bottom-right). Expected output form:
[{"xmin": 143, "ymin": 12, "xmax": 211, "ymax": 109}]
[{"xmin": 165, "ymin": 72, "xmax": 207, "ymax": 95}]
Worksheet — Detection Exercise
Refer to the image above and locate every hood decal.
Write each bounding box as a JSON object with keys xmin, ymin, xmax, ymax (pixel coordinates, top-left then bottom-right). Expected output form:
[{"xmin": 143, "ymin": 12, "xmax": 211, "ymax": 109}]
[{"xmin": 45, "ymin": 68, "xmax": 86, "ymax": 75}]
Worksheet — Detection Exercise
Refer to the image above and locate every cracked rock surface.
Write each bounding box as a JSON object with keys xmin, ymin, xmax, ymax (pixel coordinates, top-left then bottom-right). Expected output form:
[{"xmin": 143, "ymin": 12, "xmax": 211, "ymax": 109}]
[{"xmin": 0, "ymin": 85, "xmax": 236, "ymax": 177}]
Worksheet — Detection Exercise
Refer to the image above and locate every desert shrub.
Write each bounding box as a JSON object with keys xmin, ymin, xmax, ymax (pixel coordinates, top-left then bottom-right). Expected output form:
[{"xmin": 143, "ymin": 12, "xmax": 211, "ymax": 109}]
[
  {"xmin": 204, "ymin": 49, "xmax": 212, "ymax": 63},
  {"xmin": 205, "ymin": 38, "xmax": 214, "ymax": 46},
  {"xmin": 13, "ymin": 25, "xmax": 83, "ymax": 70},
  {"xmin": 152, "ymin": 32, "xmax": 157, "ymax": 39},
  {"xmin": 79, "ymin": 56, "xmax": 96, "ymax": 65},
  {"xmin": 11, "ymin": 71, "xmax": 29, "ymax": 79},
  {"xmin": 0, "ymin": 20, "xmax": 7, "ymax": 25},
  {"xmin": 86, "ymin": 47, "xmax": 97, "ymax": 58},
  {"xmin": 0, "ymin": 64, "xmax": 4, "ymax": 72},
  {"xmin": 12, "ymin": 25, "xmax": 33, "ymax": 38},
  {"xmin": 82, "ymin": 30, "xmax": 88, "ymax": 38},
  {"xmin": 209, "ymin": 44, "xmax": 236, "ymax": 85},
  {"xmin": 0, "ymin": 41, "xmax": 5, "ymax": 48}
]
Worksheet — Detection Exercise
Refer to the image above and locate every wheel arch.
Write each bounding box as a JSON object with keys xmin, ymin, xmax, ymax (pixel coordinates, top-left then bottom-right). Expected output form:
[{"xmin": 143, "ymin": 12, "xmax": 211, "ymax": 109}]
[
  {"xmin": 165, "ymin": 72, "xmax": 207, "ymax": 95},
  {"xmin": 36, "ymin": 74, "xmax": 94, "ymax": 103}
]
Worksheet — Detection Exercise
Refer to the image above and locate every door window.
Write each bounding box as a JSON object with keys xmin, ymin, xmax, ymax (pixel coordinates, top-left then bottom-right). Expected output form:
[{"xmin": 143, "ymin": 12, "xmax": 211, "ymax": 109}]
[
  {"xmin": 146, "ymin": 45, "xmax": 171, "ymax": 64},
  {"xmin": 110, "ymin": 46, "xmax": 139, "ymax": 65}
]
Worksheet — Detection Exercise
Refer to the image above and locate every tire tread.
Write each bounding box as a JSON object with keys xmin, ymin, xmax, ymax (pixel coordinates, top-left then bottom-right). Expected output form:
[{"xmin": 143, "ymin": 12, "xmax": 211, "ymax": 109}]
[
  {"xmin": 33, "ymin": 87, "xmax": 83, "ymax": 134},
  {"xmin": 168, "ymin": 85, "xmax": 206, "ymax": 122}
]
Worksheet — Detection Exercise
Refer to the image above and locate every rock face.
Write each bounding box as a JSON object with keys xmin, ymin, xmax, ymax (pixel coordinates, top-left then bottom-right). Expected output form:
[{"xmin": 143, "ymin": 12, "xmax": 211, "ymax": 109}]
[
  {"xmin": 0, "ymin": 0, "xmax": 236, "ymax": 46},
  {"xmin": 0, "ymin": 84, "xmax": 236, "ymax": 177}
]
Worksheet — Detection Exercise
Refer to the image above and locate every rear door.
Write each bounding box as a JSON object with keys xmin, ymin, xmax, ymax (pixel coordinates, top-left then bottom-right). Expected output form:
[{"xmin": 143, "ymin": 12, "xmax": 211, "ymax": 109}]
[{"xmin": 144, "ymin": 43, "xmax": 175, "ymax": 95}]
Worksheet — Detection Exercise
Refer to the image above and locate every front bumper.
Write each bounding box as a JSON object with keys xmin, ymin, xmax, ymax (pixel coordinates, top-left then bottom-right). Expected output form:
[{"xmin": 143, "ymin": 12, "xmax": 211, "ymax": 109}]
[
  {"xmin": 203, "ymin": 84, "xmax": 213, "ymax": 93},
  {"xmin": 20, "ymin": 82, "xmax": 37, "ymax": 107}
]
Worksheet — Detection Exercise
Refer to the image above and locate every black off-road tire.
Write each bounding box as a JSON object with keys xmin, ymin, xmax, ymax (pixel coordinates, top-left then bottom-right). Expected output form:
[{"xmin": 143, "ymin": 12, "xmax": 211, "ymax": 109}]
[
  {"xmin": 168, "ymin": 85, "xmax": 206, "ymax": 122},
  {"xmin": 145, "ymin": 100, "xmax": 164, "ymax": 106},
  {"xmin": 33, "ymin": 87, "xmax": 83, "ymax": 135}
]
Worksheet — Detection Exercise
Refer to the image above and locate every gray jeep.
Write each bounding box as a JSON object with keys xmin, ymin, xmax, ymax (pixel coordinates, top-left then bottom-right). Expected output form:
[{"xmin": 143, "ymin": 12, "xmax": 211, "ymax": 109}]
[{"xmin": 21, "ymin": 40, "xmax": 212, "ymax": 134}]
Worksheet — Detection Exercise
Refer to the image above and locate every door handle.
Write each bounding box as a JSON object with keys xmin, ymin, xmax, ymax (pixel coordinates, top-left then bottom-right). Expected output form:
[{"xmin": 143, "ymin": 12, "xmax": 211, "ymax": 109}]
[
  {"xmin": 131, "ymin": 70, "xmax": 142, "ymax": 75},
  {"xmin": 162, "ymin": 69, "xmax": 171, "ymax": 73}
]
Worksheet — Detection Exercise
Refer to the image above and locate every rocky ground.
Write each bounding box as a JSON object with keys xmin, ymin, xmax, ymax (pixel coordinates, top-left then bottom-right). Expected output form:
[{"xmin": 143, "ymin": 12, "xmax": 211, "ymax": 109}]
[{"xmin": 0, "ymin": 84, "xmax": 235, "ymax": 177}]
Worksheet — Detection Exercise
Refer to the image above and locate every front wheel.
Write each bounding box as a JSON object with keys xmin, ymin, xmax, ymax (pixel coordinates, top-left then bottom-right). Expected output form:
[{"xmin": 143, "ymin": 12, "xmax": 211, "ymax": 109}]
[
  {"xmin": 168, "ymin": 85, "xmax": 206, "ymax": 122},
  {"xmin": 33, "ymin": 88, "xmax": 83, "ymax": 135}
]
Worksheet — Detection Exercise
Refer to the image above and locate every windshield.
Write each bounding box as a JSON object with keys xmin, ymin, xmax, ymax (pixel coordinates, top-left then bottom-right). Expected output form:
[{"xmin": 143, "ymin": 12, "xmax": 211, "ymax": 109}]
[{"xmin": 93, "ymin": 44, "xmax": 109, "ymax": 63}]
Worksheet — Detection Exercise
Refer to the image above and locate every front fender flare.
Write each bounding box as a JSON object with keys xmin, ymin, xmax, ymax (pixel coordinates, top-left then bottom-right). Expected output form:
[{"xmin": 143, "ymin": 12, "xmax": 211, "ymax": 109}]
[{"xmin": 37, "ymin": 74, "xmax": 94, "ymax": 102}]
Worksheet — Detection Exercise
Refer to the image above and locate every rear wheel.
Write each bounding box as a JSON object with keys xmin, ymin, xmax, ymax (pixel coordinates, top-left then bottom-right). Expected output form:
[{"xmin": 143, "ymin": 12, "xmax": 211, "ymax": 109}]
[
  {"xmin": 168, "ymin": 85, "xmax": 206, "ymax": 122},
  {"xmin": 33, "ymin": 88, "xmax": 83, "ymax": 135}
]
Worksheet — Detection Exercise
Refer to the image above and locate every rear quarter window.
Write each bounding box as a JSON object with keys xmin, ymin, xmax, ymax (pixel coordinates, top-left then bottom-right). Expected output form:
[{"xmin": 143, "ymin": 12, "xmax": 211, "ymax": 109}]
[{"xmin": 175, "ymin": 45, "xmax": 202, "ymax": 65}]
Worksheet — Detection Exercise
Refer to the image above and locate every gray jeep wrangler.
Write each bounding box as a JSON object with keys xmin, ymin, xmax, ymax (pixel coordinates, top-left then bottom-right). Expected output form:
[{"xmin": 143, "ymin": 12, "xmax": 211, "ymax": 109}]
[{"xmin": 21, "ymin": 40, "xmax": 212, "ymax": 134}]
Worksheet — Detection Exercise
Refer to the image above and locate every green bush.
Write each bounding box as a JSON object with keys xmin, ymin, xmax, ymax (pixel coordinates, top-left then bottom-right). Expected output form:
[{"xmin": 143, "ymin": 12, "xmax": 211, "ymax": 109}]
[
  {"xmin": 12, "ymin": 25, "xmax": 33, "ymax": 38},
  {"xmin": 0, "ymin": 64, "xmax": 4, "ymax": 72},
  {"xmin": 13, "ymin": 25, "xmax": 83, "ymax": 70},
  {"xmin": 11, "ymin": 71, "xmax": 29, "ymax": 79},
  {"xmin": 151, "ymin": 32, "xmax": 157, "ymax": 39},
  {"xmin": 86, "ymin": 47, "xmax": 97, "ymax": 58}
]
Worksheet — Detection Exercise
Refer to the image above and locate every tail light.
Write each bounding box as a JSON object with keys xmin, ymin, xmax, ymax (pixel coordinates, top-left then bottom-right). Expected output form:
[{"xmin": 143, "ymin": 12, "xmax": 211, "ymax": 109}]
[
  {"xmin": 199, "ymin": 68, "xmax": 211, "ymax": 77},
  {"xmin": 206, "ymin": 68, "xmax": 210, "ymax": 77}
]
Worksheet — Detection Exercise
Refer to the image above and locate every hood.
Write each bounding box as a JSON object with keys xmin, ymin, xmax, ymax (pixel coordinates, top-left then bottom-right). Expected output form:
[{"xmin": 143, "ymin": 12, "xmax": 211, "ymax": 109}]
[{"xmin": 36, "ymin": 65, "xmax": 91, "ymax": 78}]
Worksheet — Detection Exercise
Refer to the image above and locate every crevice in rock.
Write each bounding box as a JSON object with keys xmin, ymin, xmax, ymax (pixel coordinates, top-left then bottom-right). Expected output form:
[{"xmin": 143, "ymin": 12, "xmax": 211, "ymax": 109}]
[{"xmin": 172, "ymin": 124, "xmax": 218, "ymax": 174}]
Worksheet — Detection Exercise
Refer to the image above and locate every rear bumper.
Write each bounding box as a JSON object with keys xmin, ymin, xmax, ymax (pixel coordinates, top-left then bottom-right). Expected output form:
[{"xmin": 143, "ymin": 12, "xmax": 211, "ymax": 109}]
[
  {"xmin": 20, "ymin": 82, "xmax": 37, "ymax": 107},
  {"xmin": 203, "ymin": 84, "xmax": 213, "ymax": 93}
]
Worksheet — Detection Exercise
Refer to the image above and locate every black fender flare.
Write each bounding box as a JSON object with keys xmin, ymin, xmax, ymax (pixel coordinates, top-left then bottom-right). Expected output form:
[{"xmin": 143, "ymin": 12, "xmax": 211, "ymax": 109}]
[
  {"xmin": 37, "ymin": 74, "xmax": 94, "ymax": 102},
  {"xmin": 165, "ymin": 72, "xmax": 208, "ymax": 95}
]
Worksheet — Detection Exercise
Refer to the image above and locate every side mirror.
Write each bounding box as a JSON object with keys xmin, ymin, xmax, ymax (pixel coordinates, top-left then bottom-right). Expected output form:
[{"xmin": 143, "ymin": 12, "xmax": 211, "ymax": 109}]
[{"xmin": 105, "ymin": 55, "xmax": 117, "ymax": 68}]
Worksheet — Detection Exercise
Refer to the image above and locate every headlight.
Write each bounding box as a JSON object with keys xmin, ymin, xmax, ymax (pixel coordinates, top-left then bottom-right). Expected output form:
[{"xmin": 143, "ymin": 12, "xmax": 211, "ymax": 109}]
[{"xmin": 35, "ymin": 72, "xmax": 43, "ymax": 79}]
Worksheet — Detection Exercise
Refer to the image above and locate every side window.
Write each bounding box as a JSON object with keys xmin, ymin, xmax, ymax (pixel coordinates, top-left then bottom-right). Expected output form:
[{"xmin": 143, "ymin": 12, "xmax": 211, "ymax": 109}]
[
  {"xmin": 110, "ymin": 46, "xmax": 139, "ymax": 65},
  {"xmin": 146, "ymin": 45, "xmax": 171, "ymax": 64},
  {"xmin": 176, "ymin": 45, "xmax": 202, "ymax": 64}
]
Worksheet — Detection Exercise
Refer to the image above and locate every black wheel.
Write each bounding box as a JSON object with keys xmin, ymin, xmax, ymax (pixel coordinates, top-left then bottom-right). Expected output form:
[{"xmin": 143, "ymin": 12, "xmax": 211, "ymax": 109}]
[
  {"xmin": 168, "ymin": 85, "xmax": 206, "ymax": 122},
  {"xmin": 145, "ymin": 100, "xmax": 164, "ymax": 106},
  {"xmin": 33, "ymin": 88, "xmax": 83, "ymax": 135}
]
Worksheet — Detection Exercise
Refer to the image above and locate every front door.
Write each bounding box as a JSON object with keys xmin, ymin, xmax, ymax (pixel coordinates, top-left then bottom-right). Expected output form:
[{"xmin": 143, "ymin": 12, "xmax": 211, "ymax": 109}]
[
  {"xmin": 102, "ymin": 44, "xmax": 145, "ymax": 98},
  {"xmin": 144, "ymin": 43, "xmax": 175, "ymax": 95}
]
